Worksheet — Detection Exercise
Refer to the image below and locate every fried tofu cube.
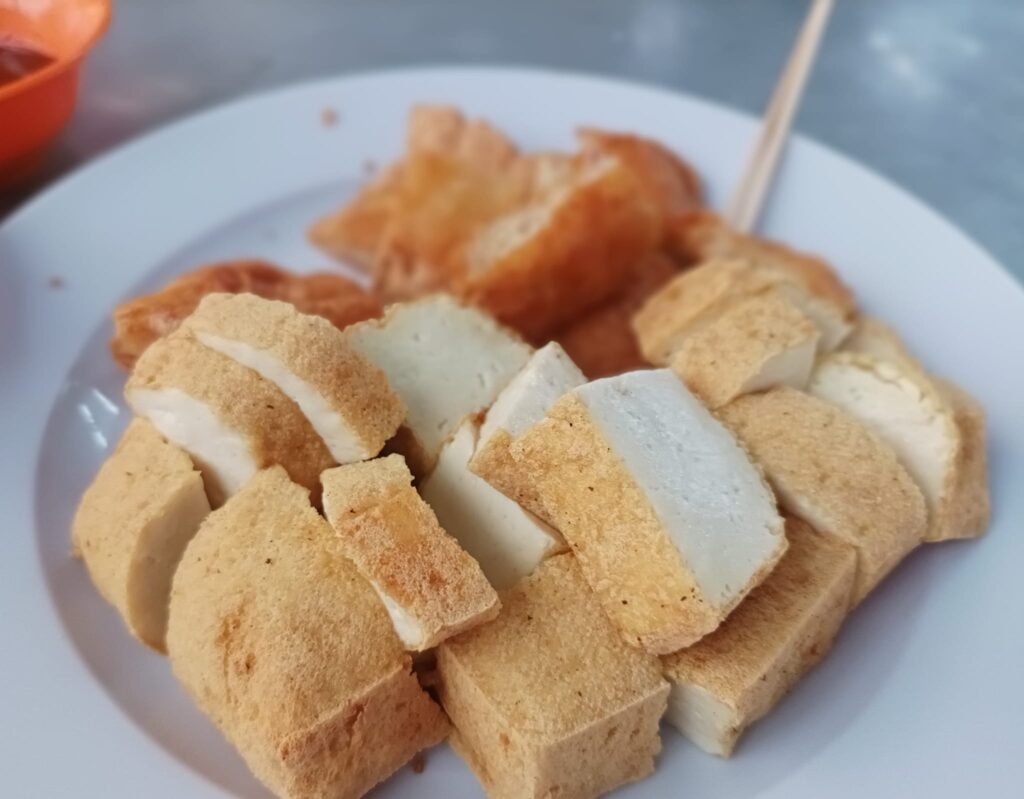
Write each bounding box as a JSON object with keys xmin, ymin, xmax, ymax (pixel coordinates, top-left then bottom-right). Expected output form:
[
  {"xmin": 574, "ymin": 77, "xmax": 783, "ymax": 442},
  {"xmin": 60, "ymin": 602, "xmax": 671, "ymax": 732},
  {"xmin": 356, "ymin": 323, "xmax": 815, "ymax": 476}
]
[
  {"xmin": 322, "ymin": 454, "xmax": 500, "ymax": 650},
  {"xmin": 634, "ymin": 256, "xmax": 852, "ymax": 366},
  {"xmin": 843, "ymin": 316, "xmax": 990, "ymax": 539},
  {"xmin": 720, "ymin": 387, "xmax": 927, "ymax": 603},
  {"xmin": 181, "ymin": 292, "xmax": 404, "ymax": 464},
  {"xmin": 669, "ymin": 288, "xmax": 820, "ymax": 408},
  {"xmin": 662, "ymin": 517, "xmax": 856, "ymax": 757},
  {"xmin": 470, "ymin": 342, "xmax": 586, "ymax": 502},
  {"xmin": 167, "ymin": 466, "xmax": 448, "ymax": 799},
  {"xmin": 126, "ymin": 334, "xmax": 335, "ymax": 505},
  {"xmin": 437, "ymin": 554, "xmax": 669, "ymax": 799},
  {"xmin": 666, "ymin": 210, "xmax": 856, "ymax": 341},
  {"xmin": 478, "ymin": 369, "xmax": 787, "ymax": 654},
  {"xmin": 810, "ymin": 351, "xmax": 989, "ymax": 542},
  {"xmin": 420, "ymin": 420, "xmax": 566, "ymax": 590},
  {"xmin": 345, "ymin": 295, "xmax": 532, "ymax": 475},
  {"xmin": 72, "ymin": 419, "xmax": 210, "ymax": 651}
]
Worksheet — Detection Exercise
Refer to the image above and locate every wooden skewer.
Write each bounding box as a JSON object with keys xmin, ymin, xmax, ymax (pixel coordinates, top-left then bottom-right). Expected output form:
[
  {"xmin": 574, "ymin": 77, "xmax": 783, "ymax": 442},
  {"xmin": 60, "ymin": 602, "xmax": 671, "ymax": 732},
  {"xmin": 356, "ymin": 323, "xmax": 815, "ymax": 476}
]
[{"xmin": 725, "ymin": 0, "xmax": 835, "ymax": 233}]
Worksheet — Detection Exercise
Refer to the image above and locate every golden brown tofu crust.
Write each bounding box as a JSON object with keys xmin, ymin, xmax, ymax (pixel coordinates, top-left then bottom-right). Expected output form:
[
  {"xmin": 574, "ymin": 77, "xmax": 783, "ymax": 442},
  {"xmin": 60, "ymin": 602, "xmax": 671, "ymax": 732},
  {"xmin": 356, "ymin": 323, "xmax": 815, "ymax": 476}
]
[
  {"xmin": 720, "ymin": 387, "xmax": 927, "ymax": 603},
  {"xmin": 72, "ymin": 418, "xmax": 209, "ymax": 651},
  {"xmin": 322, "ymin": 455, "xmax": 500, "ymax": 650},
  {"xmin": 182, "ymin": 292, "xmax": 404, "ymax": 459},
  {"xmin": 167, "ymin": 467, "xmax": 448, "ymax": 799},
  {"xmin": 482, "ymin": 392, "xmax": 745, "ymax": 654},
  {"xmin": 669, "ymin": 288, "xmax": 818, "ymax": 408},
  {"xmin": 438, "ymin": 554, "xmax": 668, "ymax": 799},
  {"xmin": 126, "ymin": 333, "xmax": 336, "ymax": 502},
  {"xmin": 662, "ymin": 518, "xmax": 856, "ymax": 755}
]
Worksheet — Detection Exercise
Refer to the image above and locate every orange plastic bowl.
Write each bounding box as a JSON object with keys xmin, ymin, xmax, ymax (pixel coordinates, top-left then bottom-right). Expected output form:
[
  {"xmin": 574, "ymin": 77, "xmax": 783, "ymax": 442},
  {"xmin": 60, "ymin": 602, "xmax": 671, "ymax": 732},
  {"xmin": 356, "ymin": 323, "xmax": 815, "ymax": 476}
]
[{"xmin": 0, "ymin": 0, "xmax": 111, "ymax": 186}]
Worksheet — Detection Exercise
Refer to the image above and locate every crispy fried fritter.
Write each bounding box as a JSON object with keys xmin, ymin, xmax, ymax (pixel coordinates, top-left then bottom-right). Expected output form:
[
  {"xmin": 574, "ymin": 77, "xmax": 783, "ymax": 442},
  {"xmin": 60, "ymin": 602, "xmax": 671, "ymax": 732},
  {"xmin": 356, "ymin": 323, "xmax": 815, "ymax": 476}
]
[
  {"xmin": 110, "ymin": 260, "xmax": 381, "ymax": 368},
  {"xmin": 556, "ymin": 251, "xmax": 679, "ymax": 378}
]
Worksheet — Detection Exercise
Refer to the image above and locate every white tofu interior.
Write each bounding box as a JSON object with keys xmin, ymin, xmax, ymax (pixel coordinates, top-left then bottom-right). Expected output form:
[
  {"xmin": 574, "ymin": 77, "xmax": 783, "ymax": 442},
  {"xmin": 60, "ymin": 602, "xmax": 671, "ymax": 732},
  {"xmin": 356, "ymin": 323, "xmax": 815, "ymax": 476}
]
[
  {"xmin": 738, "ymin": 334, "xmax": 818, "ymax": 395},
  {"xmin": 196, "ymin": 331, "xmax": 367, "ymax": 464},
  {"xmin": 128, "ymin": 387, "xmax": 256, "ymax": 505},
  {"xmin": 576, "ymin": 369, "xmax": 783, "ymax": 608},
  {"xmin": 371, "ymin": 581, "xmax": 427, "ymax": 650},
  {"xmin": 665, "ymin": 682, "xmax": 736, "ymax": 758},
  {"xmin": 809, "ymin": 356, "xmax": 952, "ymax": 516},
  {"xmin": 347, "ymin": 298, "xmax": 532, "ymax": 461},
  {"xmin": 421, "ymin": 422, "xmax": 562, "ymax": 589},
  {"xmin": 479, "ymin": 342, "xmax": 586, "ymax": 446}
]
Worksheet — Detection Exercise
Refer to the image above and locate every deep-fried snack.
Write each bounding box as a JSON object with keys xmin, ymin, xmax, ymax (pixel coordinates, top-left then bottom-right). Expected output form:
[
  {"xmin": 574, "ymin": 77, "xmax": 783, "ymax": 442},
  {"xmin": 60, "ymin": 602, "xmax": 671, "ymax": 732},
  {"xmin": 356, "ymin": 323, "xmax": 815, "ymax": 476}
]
[
  {"xmin": 110, "ymin": 259, "xmax": 381, "ymax": 368},
  {"xmin": 810, "ymin": 351, "xmax": 989, "ymax": 542},
  {"xmin": 181, "ymin": 293, "xmax": 404, "ymax": 464},
  {"xmin": 457, "ymin": 153, "xmax": 661, "ymax": 342},
  {"xmin": 72, "ymin": 419, "xmax": 210, "ymax": 652},
  {"xmin": 666, "ymin": 210, "xmax": 856, "ymax": 322},
  {"xmin": 167, "ymin": 466, "xmax": 448, "ymax": 799},
  {"xmin": 634, "ymin": 256, "xmax": 849, "ymax": 366},
  {"xmin": 437, "ymin": 553, "xmax": 669, "ymax": 799},
  {"xmin": 720, "ymin": 387, "xmax": 927, "ymax": 603},
  {"xmin": 669, "ymin": 288, "xmax": 820, "ymax": 408},
  {"xmin": 578, "ymin": 127, "xmax": 703, "ymax": 227},
  {"xmin": 310, "ymin": 107, "xmax": 695, "ymax": 339},
  {"xmin": 663, "ymin": 517, "xmax": 856, "ymax": 757},
  {"xmin": 126, "ymin": 333, "xmax": 335, "ymax": 505},
  {"xmin": 555, "ymin": 251, "xmax": 678, "ymax": 378},
  {"xmin": 478, "ymin": 369, "xmax": 787, "ymax": 654},
  {"xmin": 321, "ymin": 454, "xmax": 500, "ymax": 651}
]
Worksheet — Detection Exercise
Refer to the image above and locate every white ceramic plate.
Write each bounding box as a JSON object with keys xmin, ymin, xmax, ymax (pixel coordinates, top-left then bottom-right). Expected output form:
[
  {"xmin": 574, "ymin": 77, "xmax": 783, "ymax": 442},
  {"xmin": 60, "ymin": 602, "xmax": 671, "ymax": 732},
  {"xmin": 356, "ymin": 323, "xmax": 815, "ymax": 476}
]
[{"xmin": 1, "ymin": 67, "xmax": 1022, "ymax": 799}]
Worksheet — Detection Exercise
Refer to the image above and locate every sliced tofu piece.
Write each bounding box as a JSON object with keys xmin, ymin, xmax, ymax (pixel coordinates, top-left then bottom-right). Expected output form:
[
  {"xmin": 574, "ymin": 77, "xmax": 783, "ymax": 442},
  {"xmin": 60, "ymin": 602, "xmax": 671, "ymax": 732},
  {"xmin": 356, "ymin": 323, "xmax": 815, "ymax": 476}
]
[
  {"xmin": 662, "ymin": 518, "xmax": 856, "ymax": 757},
  {"xmin": 345, "ymin": 295, "xmax": 532, "ymax": 475},
  {"xmin": 666, "ymin": 210, "xmax": 856, "ymax": 315},
  {"xmin": 479, "ymin": 369, "xmax": 786, "ymax": 654},
  {"xmin": 167, "ymin": 466, "xmax": 448, "ymax": 799},
  {"xmin": 720, "ymin": 387, "xmax": 927, "ymax": 603},
  {"xmin": 322, "ymin": 454, "xmax": 500, "ymax": 650},
  {"xmin": 471, "ymin": 342, "xmax": 587, "ymax": 501},
  {"xmin": 420, "ymin": 420, "xmax": 566, "ymax": 590},
  {"xmin": 437, "ymin": 554, "xmax": 669, "ymax": 799},
  {"xmin": 669, "ymin": 288, "xmax": 820, "ymax": 408},
  {"xmin": 634, "ymin": 257, "xmax": 852, "ymax": 366},
  {"xmin": 125, "ymin": 334, "xmax": 335, "ymax": 505},
  {"xmin": 810, "ymin": 352, "xmax": 989, "ymax": 542},
  {"xmin": 72, "ymin": 419, "xmax": 210, "ymax": 652},
  {"xmin": 181, "ymin": 292, "xmax": 404, "ymax": 464},
  {"xmin": 841, "ymin": 318, "xmax": 989, "ymax": 540},
  {"xmin": 458, "ymin": 153, "xmax": 662, "ymax": 342}
]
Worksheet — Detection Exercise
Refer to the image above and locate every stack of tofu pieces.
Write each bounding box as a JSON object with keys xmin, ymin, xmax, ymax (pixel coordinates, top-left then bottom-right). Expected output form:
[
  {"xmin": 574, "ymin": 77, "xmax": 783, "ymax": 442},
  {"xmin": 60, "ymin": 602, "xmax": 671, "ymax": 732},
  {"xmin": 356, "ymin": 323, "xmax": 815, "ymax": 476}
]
[{"xmin": 73, "ymin": 244, "xmax": 989, "ymax": 798}]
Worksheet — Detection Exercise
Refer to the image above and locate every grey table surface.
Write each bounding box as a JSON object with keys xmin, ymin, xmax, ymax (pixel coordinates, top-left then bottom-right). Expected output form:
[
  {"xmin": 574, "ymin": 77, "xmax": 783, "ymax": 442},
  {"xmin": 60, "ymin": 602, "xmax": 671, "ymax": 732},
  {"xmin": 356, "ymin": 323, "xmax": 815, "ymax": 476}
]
[{"xmin": 3, "ymin": 0, "xmax": 1021, "ymax": 279}]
